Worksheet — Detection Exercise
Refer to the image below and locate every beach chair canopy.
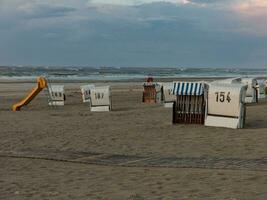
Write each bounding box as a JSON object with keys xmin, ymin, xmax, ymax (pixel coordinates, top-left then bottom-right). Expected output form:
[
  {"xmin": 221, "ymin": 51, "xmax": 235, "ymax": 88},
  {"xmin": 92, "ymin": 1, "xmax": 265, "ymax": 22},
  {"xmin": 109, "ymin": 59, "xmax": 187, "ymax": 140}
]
[
  {"xmin": 143, "ymin": 82, "xmax": 155, "ymax": 87},
  {"xmin": 214, "ymin": 77, "xmax": 242, "ymax": 84},
  {"xmin": 241, "ymin": 78, "xmax": 257, "ymax": 87},
  {"xmin": 172, "ymin": 82, "xmax": 204, "ymax": 96},
  {"xmin": 143, "ymin": 82, "xmax": 162, "ymax": 88}
]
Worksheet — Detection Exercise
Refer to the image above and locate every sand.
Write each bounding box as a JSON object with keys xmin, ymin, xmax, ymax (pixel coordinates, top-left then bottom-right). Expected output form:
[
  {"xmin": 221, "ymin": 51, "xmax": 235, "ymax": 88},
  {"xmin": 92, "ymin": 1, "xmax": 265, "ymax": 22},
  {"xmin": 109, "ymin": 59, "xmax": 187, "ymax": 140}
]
[{"xmin": 0, "ymin": 81, "xmax": 267, "ymax": 199}]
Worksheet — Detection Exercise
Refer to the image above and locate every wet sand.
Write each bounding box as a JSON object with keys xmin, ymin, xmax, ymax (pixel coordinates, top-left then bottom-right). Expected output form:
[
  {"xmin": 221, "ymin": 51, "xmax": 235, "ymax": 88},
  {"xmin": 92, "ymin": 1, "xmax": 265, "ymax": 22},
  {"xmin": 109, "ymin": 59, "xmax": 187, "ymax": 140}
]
[{"xmin": 0, "ymin": 81, "xmax": 267, "ymax": 199}]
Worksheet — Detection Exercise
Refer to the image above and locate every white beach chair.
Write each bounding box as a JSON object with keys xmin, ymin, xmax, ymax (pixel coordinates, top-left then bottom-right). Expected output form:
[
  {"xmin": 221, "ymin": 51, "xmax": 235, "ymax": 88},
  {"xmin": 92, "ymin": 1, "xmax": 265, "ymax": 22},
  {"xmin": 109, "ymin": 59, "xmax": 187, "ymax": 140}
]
[
  {"xmin": 48, "ymin": 85, "xmax": 65, "ymax": 106},
  {"xmin": 80, "ymin": 84, "xmax": 95, "ymax": 103},
  {"xmin": 257, "ymin": 79, "xmax": 266, "ymax": 99},
  {"xmin": 90, "ymin": 86, "xmax": 111, "ymax": 112},
  {"xmin": 241, "ymin": 78, "xmax": 258, "ymax": 103},
  {"xmin": 155, "ymin": 82, "xmax": 163, "ymax": 103},
  {"xmin": 162, "ymin": 82, "xmax": 175, "ymax": 108},
  {"xmin": 205, "ymin": 83, "xmax": 247, "ymax": 129}
]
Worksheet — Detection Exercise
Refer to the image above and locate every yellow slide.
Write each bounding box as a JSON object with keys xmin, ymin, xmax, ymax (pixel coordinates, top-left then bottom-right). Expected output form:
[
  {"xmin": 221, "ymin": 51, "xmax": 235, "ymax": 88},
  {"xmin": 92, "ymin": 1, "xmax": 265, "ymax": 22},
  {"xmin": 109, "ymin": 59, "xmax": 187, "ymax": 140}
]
[{"xmin": 12, "ymin": 77, "xmax": 47, "ymax": 111}]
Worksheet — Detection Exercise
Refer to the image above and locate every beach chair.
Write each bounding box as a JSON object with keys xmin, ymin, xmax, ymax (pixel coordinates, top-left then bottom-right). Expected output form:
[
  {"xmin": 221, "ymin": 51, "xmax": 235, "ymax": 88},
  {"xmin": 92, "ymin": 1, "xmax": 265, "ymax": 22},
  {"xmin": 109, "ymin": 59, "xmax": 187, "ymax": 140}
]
[
  {"xmin": 80, "ymin": 84, "xmax": 95, "ymax": 103},
  {"xmin": 162, "ymin": 82, "xmax": 175, "ymax": 108},
  {"xmin": 155, "ymin": 82, "xmax": 163, "ymax": 103},
  {"xmin": 143, "ymin": 82, "xmax": 157, "ymax": 103},
  {"xmin": 241, "ymin": 78, "xmax": 258, "ymax": 103},
  {"xmin": 205, "ymin": 83, "xmax": 247, "ymax": 129},
  {"xmin": 257, "ymin": 80, "xmax": 266, "ymax": 99},
  {"xmin": 48, "ymin": 85, "xmax": 65, "ymax": 106},
  {"xmin": 172, "ymin": 82, "xmax": 206, "ymax": 124},
  {"xmin": 90, "ymin": 86, "xmax": 111, "ymax": 112},
  {"xmin": 143, "ymin": 82, "xmax": 162, "ymax": 103}
]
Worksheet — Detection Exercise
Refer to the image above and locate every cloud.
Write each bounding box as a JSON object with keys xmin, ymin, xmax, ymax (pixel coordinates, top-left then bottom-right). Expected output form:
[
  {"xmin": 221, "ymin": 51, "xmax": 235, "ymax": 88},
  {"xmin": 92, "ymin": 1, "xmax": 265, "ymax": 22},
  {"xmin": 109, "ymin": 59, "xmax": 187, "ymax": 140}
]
[
  {"xmin": 232, "ymin": 0, "xmax": 267, "ymax": 36},
  {"xmin": 18, "ymin": 4, "xmax": 76, "ymax": 19},
  {"xmin": 87, "ymin": 0, "xmax": 191, "ymax": 6},
  {"xmin": 0, "ymin": 0, "xmax": 267, "ymax": 67},
  {"xmin": 234, "ymin": 0, "xmax": 267, "ymax": 16}
]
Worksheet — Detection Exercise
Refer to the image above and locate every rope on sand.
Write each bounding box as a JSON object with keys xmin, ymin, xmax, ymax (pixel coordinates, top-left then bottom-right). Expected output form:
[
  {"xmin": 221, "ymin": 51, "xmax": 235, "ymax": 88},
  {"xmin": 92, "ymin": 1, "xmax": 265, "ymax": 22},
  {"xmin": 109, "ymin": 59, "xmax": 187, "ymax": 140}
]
[{"xmin": 0, "ymin": 150, "xmax": 266, "ymax": 172}]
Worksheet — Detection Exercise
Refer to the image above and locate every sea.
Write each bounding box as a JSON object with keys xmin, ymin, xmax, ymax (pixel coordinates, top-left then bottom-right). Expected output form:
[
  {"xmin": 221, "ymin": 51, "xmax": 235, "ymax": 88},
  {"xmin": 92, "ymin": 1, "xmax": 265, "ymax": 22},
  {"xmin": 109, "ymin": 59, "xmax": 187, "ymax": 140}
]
[{"xmin": 0, "ymin": 66, "xmax": 267, "ymax": 81}]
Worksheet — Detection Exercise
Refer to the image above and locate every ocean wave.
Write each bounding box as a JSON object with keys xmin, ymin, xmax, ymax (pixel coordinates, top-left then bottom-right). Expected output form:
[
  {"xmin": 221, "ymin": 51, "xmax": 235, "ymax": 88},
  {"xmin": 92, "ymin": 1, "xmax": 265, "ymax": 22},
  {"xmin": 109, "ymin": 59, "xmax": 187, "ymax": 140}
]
[{"xmin": 0, "ymin": 66, "xmax": 267, "ymax": 80}]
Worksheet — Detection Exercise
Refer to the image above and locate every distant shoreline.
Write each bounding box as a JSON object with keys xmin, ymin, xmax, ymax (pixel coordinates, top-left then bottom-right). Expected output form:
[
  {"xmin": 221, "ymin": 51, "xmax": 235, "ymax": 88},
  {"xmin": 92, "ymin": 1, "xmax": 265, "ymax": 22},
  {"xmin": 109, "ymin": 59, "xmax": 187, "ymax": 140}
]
[
  {"xmin": 0, "ymin": 76, "xmax": 267, "ymax": 84},
  {"xmin": 1, "ymin": 66, "xmax": 267, "ymax": 83}
]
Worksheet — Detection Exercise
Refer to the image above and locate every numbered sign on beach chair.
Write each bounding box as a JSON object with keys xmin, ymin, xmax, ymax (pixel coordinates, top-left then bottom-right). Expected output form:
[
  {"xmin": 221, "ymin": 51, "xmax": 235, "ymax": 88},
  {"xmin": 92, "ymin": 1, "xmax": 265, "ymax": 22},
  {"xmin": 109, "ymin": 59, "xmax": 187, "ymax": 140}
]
[
  {"xmin": 162, "ymin": 82, "xmax": 175, "ymax": 108},
  {"xmin": 205, "ymin": 83, "xmax": 247, "ymax": 129},
  {"xmin": 172, "ymin": 82, "xmax": 206, "ymax": 124},
  {"xmin": 257, "ymin": 80, "xmax": 266, "ymax": 99},
  {"xmin": 241, "ymin": 78, "xmax": 258, "ymax": 103},
  {"xmin": 48, "ymin": 85, "xmax": 65, "ymax": 106},
  {"xmin": 80, "ymin": 84, "xmax": 95, "ymax": 103},
  {"xmin": 90, "ymin": 86, "xmax": 111, "ymax": 112}
]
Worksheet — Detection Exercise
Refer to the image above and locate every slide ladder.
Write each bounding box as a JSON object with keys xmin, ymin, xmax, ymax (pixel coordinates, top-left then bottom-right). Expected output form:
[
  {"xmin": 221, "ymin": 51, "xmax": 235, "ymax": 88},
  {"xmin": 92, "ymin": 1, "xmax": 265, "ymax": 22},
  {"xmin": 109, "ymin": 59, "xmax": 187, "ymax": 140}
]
[{"xmin": 12, "ymin": 77, "xmax": 47, "ymax": 111}]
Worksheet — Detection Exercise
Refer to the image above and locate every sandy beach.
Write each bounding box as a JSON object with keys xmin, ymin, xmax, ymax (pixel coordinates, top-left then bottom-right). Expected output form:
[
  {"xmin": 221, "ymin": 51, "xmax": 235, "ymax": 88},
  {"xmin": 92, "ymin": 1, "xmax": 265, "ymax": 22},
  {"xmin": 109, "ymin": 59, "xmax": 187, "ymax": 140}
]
[{"xmin": 0, "ymin": 80, "xmax": 267, "ymax": 199}]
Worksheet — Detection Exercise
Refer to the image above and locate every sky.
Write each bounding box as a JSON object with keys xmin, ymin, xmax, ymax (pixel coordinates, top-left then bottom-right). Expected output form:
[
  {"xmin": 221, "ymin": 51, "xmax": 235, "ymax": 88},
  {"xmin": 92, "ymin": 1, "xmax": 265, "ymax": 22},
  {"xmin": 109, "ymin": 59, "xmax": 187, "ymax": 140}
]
[{"xmin": 0, "ymin": 0, "xmax": 267, "ymax": 67}]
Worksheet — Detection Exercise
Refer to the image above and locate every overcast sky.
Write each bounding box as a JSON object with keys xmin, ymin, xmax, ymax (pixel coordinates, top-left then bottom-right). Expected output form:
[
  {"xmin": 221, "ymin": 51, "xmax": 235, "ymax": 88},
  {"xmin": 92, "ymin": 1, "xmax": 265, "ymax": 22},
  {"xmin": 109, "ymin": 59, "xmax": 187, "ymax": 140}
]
[{"xmin": 0, "ymin": 0, "xmax": 267, "ymax": 67}]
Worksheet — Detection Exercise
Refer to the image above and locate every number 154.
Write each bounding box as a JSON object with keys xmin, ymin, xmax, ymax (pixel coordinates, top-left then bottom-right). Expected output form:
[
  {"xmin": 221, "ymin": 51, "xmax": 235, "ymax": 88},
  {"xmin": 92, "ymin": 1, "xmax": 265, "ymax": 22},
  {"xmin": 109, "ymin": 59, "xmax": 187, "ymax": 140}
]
[{"xmin": 215, "ymin": 92, "xmax": 231, "ymax": 103}]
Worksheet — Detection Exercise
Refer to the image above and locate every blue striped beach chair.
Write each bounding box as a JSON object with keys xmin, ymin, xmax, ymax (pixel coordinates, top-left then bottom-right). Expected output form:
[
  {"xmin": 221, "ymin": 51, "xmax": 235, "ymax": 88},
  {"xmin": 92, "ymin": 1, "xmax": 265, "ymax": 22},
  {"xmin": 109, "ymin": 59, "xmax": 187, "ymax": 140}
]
[{"xmin": 172, "ymin": 82, "xmax": 206, "ymax": 124}]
